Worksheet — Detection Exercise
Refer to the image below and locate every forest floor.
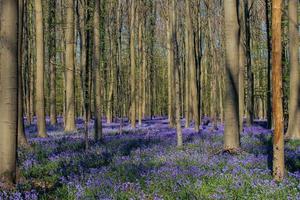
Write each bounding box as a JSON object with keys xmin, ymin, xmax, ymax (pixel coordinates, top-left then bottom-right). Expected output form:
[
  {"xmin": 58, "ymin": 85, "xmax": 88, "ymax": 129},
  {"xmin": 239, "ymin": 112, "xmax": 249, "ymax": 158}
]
[{"xmin": 1, "ymin": 117, "xmax": 300, "ymax": 199}]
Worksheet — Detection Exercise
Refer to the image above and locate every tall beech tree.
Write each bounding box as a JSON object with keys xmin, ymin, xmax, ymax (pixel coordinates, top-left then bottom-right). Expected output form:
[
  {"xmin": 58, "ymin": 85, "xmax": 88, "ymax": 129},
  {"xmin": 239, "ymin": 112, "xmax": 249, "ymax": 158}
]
[
  {"xmin": 167, "ymin": 0, "xmax": 175, "ymax": 128},
  {"xmin": 170, "ymin": 0, "xmax": 182, "ymax": 147},
  {"xmin": 223, "ymin": 0, "xmax": 240, "ymax": 150},
  {"xmin": 18, "ymin": 0, "xmax": 29, "ymax": 147},
  {"xmin": 49, "ymin": 0, "xmax": 57, "ymax": 125},
  {"xmin": 238, "ymin": 0, "xmax": 245, "ymax": 131},
  {"xmin": 286, "ymin": 0, "xmax": 300, "ymax": 140},
  {"xmin": 94, "ymin": 0, "xmax": 103, "ymax": 141},
  {"xmin": 244, "ymin": 0, "xmax": 254, "ymax": 126},
  {"xmin": 265, "ymin": 0, "xmax": 272, "ymax": 129},
  {"xmin": 129, "ymin": 0, "xmax": 137, "ymax": 128},
  {"xmin": 35, "ymin": 0, "xmax": 47, "ymax": 137},
  {"xmin": 0, "ymin": 0, "xmax": 18, "ymax": 184},
  {"xmin": 272, "ymin": 0, "xmax": 284, "ymax": 182},
  {"xmin": 186, "ymin": 0, "xmax": 199, "ymax": 132},
  {"xmin": 65, "ymin": 0, "xmax": 76, "ymax": 132}
]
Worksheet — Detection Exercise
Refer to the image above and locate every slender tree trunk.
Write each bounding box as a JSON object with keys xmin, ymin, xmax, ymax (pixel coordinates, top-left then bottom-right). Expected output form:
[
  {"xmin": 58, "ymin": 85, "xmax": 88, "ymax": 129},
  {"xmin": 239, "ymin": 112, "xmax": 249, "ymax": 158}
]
[
  {"xmin": 130, "ymin": 0, "xmax": 136, "ymax": 128},
  {"xmin": 65, "ymin": 0, "xmax": 76, "ymax": 132},
  {"xmin": 223, "ymin": 0, "xmax": 240, "ymax": 150},
  {"xmin": 29, "ymin": 3, "xmax": 35, "ymax": 125},
  {"xmin": 49, "ymin": 0, "xmax": 57, "ymax": 125},
  {"xmin": 18, "ymin": 0, "xmax": 29, "ymax": 147},
  {"xmin": 272, "ymin": 0, "xmax": 284, "ymax": 182},
  {"xmin": 0, "ymin": 0, "xmax": 18, "ymax": 184},
  {"xmin": 265, "ymin": 0, "xmax": 272, "ymax": 129},
  {"xmin": 167, "ymin": 0, "xmax": 175, "ymax": 127},
  {"xmin": 77, "ymin": 0, "xmax": 85, "ymax": 119},
  {"xmin": 186, "ymin": 0, "xmax": 199, "ymax": 132},
  {"xmin": 138, "ymin": 11, "xmax": 143, "ymax": 126},
  {"xmin": 84, "ymin": 0, "xmax": 92, "ymax": 150},
  {"xmin": 35, "ymin": 0, "xmax": 47, "ymax": 137},
  {"xmin": 286, "ymin": 0, "xmax": 300, "ymax": 140},
  {"xmin": 107, "ymin": 20, "xmax": 114, "ymax": 124},
  {"xmin": 141, "ymin": 36, "xmax": 147, "ymax": 118},
  {"xmin": 170, "ymin": 0, "xmax": 182, "ymax": 147},
  {"xmin": 184, "ymin": 0, "xmax": 190, "ymax": 128},
  {"xmin": 94, "ymin": 0, "xmax": 103, "ymax": 141},
  {"xmin": 245, "ymin": 0, "xmax": 254, "ymax": 126},
  {"xmin": 238, "ymin": 1, "xmax": 245, "ymax": 132}
]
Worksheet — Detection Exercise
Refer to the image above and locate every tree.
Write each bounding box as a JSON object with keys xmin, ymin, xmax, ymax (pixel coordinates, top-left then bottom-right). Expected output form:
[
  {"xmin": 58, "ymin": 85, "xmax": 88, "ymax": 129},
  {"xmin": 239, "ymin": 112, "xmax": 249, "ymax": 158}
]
[
  {"xmin": 18, "ymin": 0, "xmax": 29, "ymax": 147},
  {"xmin": 170, "ymin": 0, "xmax": 182, "ymax": 147},
  {"xmin": 167, "ymin": 0, "xmax": 175, "ymax": 128},
  {"xmin": 272, "ymin": 0, "xmax": 284, "ymax": 182},
  {"xmin": 286, "ymin": 0, "xmax": 300, "ymax": 140},
  {"xmin": 49, "ymin": 0, "xmax": 57, "ymax": 125},
  {"xmin": 223, "ymin": 0, "xmax": 240, "ymax": 150},
  {"xmin": 186, "ymin": 0, "xmax": 199, "ymax": 132},
  {"xmin": 65, "ymin": 0, "xmax": 76, "ymax": 132},
  {"xmin": 238, "ymin": 1, "xmax": 245, "ymax": 131},
  {"xmin": 94, "ymin": 0, "xmax": 103, "ymax": 141},
  {"xmin": 129, "ymin": 0, "xmax": 136, "ymax": 128},
  {"xmin": 184, "ymin": 2, "xmax": 190, "ymax": 128},
  {"xmin": 0, "ymin": 0, "xmax": 18, "ymax": 184},
  {"xmin": 83, "ymin": 0, "xmax": 92, "ymax": 150},
  {"xmin": 35, "ymin": 0, "xmax": 47, "ymax": 137},
  {"xmin": 264, "ymin": 0, "xmax": 272, "ymax": 129},
  {"xmin": 244, "ymin": 0, "xmax": 254, "ymax": 126},
  {"xmin": 137, "ymin": 2, "xmax": 144, "ymax": 126}
]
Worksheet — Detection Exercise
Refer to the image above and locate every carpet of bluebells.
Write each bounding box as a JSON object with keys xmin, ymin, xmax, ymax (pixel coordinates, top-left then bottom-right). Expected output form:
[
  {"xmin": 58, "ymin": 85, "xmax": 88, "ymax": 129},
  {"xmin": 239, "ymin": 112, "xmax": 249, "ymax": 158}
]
[{"xmin": 1, "ymin": 117, "xmax": 300, "ymax": 199}]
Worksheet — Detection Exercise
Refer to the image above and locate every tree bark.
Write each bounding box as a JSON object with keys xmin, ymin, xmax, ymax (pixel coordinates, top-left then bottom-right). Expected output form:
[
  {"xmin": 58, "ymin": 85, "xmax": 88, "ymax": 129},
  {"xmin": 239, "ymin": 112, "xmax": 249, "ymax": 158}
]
[
  {"xmin": 223, "ymin": 0, "xmax": 240, "ymax": 150},
  {"xmin": 49, "ymin": 0, "xmax": 57, "ymax": 125},
  {"xmin": 93, "ymin": 0, "xmax": 103, "ymax": 141},
  {"xmin": 265, "ymin": 0, "xmax": 272, "ymax": 129},
  {"xmin": 272, "ymin": 0, "xmax": 284, "ymax": 182},
  {"xmin": 0, "ymin": 0, "xmax": 18, "ymax": 184},
  {"xmin": 18, "ymin": 0, "xmax": 29, "ymax": 147},
  {"xmin": 65, "ymin": 0, "xmax": 76, "ymax": 132},
  {"xmin": 35, "ymin": 0, "xmax": 47, "ymax": 137},
  {"xmin": 245, "ymin": 0, "xmax": 254, "ymax": 126},
  {"xmin": 238, "ymin": 1, "xmax": 245, "ymax": 132},
  {"xmin": 186, "ymin": 0, "xmax": 199, "ymax": 132},
  {"xmin": 184, "ymin": 0, "xmax": 190, "ymax": 128},
  {"xmin": 167, "ymin": 0, "xmax": 175, "ymax": 127},
  {"xmin": 171, "ymin": 0, "xmax": 182, "ymax": 147},
  {"xmin": 286, "ymin": 0, "xmax": 300, "ymax": 140},
  {"xmin": 129, "ymin": 0, "xmax": 136, "ymax": 128},
  {"xmin": 138, "ymin": 8, "xmax": 143, "ymax": 126}
]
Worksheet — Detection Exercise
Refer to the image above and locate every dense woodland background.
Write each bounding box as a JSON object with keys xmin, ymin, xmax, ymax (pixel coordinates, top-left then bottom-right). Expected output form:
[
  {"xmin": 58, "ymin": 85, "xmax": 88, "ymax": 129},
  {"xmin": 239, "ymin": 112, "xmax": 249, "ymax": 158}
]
[{"xmin": 0, "ymin": 0, "xmax": 299, "ymax": 198}]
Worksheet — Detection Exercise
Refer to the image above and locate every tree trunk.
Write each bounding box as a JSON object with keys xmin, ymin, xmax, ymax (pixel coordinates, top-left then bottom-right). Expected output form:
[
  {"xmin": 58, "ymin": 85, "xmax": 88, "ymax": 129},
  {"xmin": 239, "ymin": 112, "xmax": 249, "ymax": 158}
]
[
  {"xmin": 186, "ymin": 0, "xmax": 199, "ymax": 132},
  {"xmin": 272, "ymin": 0, "xmax": 284, "ymax": 182},
  {"xmin": 49, "ymin": 0, "xmax": 57, "ymax": 125},
  {"xmin": 93, "ymin": 0, "xmax": 103, "ymax": 141},
  {"xmin": 286, "ymin": 0, "xmax": 300, "ymax": 140},
  {"xmin": 18, "ymin": 0, "xmax": 29, "ymax": 147},
  {"xmin": 245, "ymin": 0, "xmax": 254, "ymax": 126},
  {"xmin": 65, "ymin": 0, "xmax": 76, "ymax": 132},
  {"xmin": 35, "ymin": 0, "xmax": 47, "ymax": 137},
  {"xmin": 130, "ymin": 0, "xmax": 136, "ymax": 128},
  {"xmin": 184, "ymin": 0, "xmax": 190, "ymax": 128},
  {"xmin": 170, "ymin": 0, "xmax": 182, "ymax": 147},
  {"xmin": 223, "ymin": 0, "xmax": 240, "ymax": 150},
  {"xmin": 238, "ymin": 1, "xmax": 245, "ymax": 132},
  {"xmin": 0, "ymin": 0, "xmax": 18, "ymax": 184},
  {"xmin": 265, "ymin": 0, "xmax": 272, "ymax": 129},
  {"xmin": 138, "ymin": 10, "xmax": 143, "ymax": 126},
  {"xmin": 84, "ymin": 0, "xmax": 92, "ymax": 150},
  {"xmin": 167, "ymin": 1, "xmax": 175, "ymax": 127}
]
